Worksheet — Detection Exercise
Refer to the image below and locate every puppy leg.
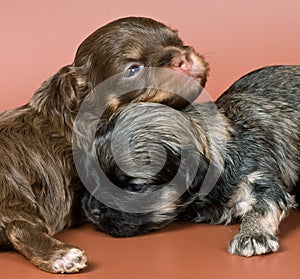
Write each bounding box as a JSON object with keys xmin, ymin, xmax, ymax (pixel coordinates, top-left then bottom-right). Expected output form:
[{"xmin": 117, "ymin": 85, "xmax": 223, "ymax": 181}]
[
  {"xmin": 228, "ymin": 208, "xmax": 281, "ymax": 256},
  {"xmin": 6, "ymin": 220, "xmax": 87, "ymax": 273},
  {"xmin": 228, "ymin": 177, "xmax": 295, "ymax": 256}
]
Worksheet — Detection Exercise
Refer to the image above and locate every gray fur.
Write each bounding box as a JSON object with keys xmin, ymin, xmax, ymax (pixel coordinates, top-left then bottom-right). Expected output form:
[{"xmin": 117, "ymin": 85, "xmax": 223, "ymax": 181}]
[{"xmin": 83, "ymin": 65, "xmax": 300, "ymax": 256}]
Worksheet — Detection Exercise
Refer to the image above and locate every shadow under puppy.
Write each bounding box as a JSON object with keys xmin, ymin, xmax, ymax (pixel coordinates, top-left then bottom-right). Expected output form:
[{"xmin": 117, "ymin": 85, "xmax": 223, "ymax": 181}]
[
  {"xmin": 84, "ymin": 65, "xmax": 300, "ymax": 256},
  {"xmin": 0, "ymin": 17, "xmax": 208, "ymax": 273}
]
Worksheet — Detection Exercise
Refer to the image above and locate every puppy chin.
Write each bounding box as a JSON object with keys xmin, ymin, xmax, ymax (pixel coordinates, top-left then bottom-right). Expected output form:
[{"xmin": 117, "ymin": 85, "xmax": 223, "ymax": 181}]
[{"xmin": 82, "ymin": 194, "xmax": 174, "ymax": 237}]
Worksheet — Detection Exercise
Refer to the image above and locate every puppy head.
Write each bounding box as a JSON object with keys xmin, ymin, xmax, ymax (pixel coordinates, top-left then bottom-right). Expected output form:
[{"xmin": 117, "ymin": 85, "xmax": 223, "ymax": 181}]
[
  {"xmin": 74, "ymin": 17, "xmax": 209, "ymax": 116},
  {"xmin": 82, "ymin": 103, "xmax": 210, "ymax": 237},
  {"xmin": 32, "ymin": 17, "xmax": 208, "ymax": 136}
]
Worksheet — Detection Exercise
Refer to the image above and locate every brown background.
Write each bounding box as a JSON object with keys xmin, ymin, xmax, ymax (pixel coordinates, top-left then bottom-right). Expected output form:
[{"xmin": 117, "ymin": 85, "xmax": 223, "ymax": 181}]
[{"xmin": 0, "ymin": 0, "xmax": 300, "ymax": 278}]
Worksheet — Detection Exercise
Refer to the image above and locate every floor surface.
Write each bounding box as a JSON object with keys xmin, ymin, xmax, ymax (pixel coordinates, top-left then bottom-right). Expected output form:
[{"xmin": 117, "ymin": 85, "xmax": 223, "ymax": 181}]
[{"xmin": 0, "ymin": 210, "xmax": 299, "ymax": 279}]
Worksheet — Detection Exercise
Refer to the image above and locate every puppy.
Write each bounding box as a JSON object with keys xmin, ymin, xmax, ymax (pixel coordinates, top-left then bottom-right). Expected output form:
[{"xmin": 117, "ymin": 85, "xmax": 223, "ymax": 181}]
[
  {"xmin": 83, "ymin": 65, "xmax": 300, "ymax": 256},
  {"xmin": 0, "ymin": 17, "xmax": 208, "ymax": 273}
]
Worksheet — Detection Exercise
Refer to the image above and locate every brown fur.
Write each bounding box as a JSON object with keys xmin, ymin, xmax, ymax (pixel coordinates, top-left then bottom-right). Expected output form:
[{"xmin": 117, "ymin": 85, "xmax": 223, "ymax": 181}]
[{"xmin": 0, "ymin": 17, "xmax": 208, "ymax": 273}]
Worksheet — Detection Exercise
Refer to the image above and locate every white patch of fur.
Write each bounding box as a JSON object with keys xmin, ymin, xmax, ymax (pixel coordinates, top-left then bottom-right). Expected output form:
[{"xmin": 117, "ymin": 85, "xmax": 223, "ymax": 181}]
[
  {"xmin": 260, "ymin": 202, "xmax": 287, "ymax": 234},
  {"xmin": 246, "ymin": 171, "xmax": 264, "ymax": 184},
  {"xmin": 226, "ymin": 172, "xmax": 264, "ymax": 221},
  {"xmin": 75, "ymin": 76, "xmax": 86, "ymax": 86},
  {"xmin": 252, "ymin": 238, "xmax": 279, "ymax": 255},
  {"xmin": 228, "ymin": 235, "xmax": 279, "ymax": 257},
  {"xmin": 52, "ymin": 248, "xmax": 87, "ymax": 274}
]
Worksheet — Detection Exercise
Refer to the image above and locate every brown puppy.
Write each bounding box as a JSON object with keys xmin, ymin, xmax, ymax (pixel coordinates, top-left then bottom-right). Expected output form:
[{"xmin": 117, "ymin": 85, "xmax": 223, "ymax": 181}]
[{"xmin": 0, "ymin": 17, "xmax": 208, "ymax": 273}]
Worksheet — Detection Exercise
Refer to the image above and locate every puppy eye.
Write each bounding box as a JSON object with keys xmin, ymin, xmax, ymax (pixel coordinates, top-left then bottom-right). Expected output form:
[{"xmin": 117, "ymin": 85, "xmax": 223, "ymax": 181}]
[
  {"xmin": 126, "ymin": 181, "xmax": 146, "ymax": 192},
  {"xmin": 124, "ymin": 64, "xmax": 143, "ymax": 78}
]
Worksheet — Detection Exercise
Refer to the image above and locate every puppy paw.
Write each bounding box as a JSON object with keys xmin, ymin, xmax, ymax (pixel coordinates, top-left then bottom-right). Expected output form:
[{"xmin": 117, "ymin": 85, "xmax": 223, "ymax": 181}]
[
  {"xmin": 52, "ymin": 247, "xmax": 87, "ymax": 273},
  {"xmin": 228, "ymin": 232, "xmax": 279, "ymax": 257}
]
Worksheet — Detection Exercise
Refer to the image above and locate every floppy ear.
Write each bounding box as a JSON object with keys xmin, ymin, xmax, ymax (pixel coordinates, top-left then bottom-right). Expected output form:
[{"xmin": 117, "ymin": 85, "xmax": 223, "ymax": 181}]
[
  {"xmin": 30, "ymin": 65, "xmax": 90, "ymax": 119},
  {"xmin": 56, "ymin": 66, "xmax": 88, "ymax": 113},
  {"xmin": 182, "ymin": 147, "xmax": 210, "ymax": 194},
  {"xmin": 184, "ymin": 147, "xmax": 224, "ymax": 200}
]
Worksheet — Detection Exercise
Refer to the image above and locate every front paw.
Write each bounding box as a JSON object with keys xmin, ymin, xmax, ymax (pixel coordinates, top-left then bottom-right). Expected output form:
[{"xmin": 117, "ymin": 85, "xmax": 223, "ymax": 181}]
[
  {"xmin": 228, "ymin": 232, "xmax": 279, "ymax": 257},
  {"xmin": 51, "ymin": 247, "xmax": 87, "ymax": 273}
]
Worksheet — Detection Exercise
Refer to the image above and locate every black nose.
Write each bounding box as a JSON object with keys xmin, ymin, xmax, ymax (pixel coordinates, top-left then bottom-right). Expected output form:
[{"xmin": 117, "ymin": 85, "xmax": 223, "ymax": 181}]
[{"xmin": 90, "ymin": 208, "xmax": 103, "ymax": 221}]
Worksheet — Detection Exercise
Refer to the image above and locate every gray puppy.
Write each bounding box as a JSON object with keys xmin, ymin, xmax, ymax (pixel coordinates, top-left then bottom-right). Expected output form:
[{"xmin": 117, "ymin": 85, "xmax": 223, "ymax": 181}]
[{"xmin": 83, "ymin": 65, "xmax": 300, "ymax": 256}]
